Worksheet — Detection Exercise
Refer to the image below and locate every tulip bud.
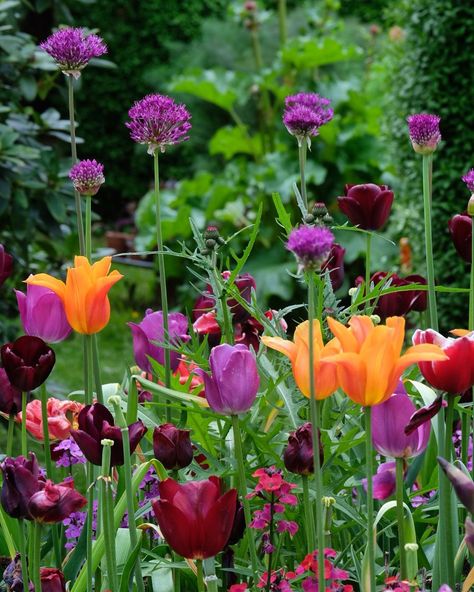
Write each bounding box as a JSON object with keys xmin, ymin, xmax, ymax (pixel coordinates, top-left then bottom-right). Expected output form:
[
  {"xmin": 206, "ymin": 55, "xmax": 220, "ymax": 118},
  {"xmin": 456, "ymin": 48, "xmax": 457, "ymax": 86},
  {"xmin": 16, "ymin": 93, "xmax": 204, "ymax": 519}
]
[
  {"xmin": 283, "ymin": 422, "xmax": 323, "ymax": 475},
  {"xmin": 438, "ymin": 456, "xmax": 474, "ymax": 514},
  {"xmin": 468, "ymin": 195, "xmax": 474, "ymax": 217},
  {"xmin": 0, "ymin": 368, "xmax": 22, "ymax": 415},
  {"xmin": 465, "ymin": 516, "xmax": 474, "ymax": 557},
  {"xmin": 226, "ymin": 500, "xmax": 246, "ymax": 546},
  {"xmin": 1, "ymin": 336, "xmax": 55, "ymax": 391},
  {"xmin": 28, "ymin": 478, "xmax": 87, "ymax": 523},
  {"xmin": 338, "ymin": 184, "xmax": 394, "ymax": 231},
  {"xmin": 0, "ymin": 244, "xmax": 13, "ymax": 288},
  {"xmin": 153, "ymin": 423, "xmax": 193, "ymax": 470},
  {"xmin": 0, "ymin": 453, "xmax": 43, "ymax": 520},
  {"xmin": 40, "ymin": 567, "xmax": 67, "ymax": 592}
]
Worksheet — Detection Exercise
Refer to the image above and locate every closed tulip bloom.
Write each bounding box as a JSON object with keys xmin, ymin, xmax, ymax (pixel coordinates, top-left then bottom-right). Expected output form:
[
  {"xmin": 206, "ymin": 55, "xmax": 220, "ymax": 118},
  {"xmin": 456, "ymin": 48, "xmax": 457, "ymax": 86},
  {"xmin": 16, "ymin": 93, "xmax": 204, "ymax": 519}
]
[
  {"xmin": 0, "ymin": 368, "xmax": 21, "ymax": 414},
  {"xmin": 28, "ymin": 478, "xmax": 86, "ymax": 523},
  {"xmin": 196, "ymin": 344, "xmax": 259, "ymax": 415},
  {"xmin": 153, "ymin": 423, "xmax": 193, "ymax": 470},
  {"xmin": 283, "ymin": 422, "xmax": 323, "ymax": 475},
  {"xmin": 17, "ymin": 398, "xmax": 84, "ymax": 441},
  {"xmin": 337, "ymin": 184, "xmax": 394, "ymax": 231},
  {"xmin": 448, "ymin": 214, "xmax": 472, "ymax": 262},
  {"xmin": 1, "ymin": 335, "xmax": 55, "ymax": 391},
  {"xmin": 40, "ymin": 568, "xmax": 67, "ymax": 592},
  {"xmin": 324, "ymin": 316, "xmax": 447, "ymax": 406},
  {"xmin": 413, "ymin": 329, "xmax": 474, "ymax": 394},
  {"xmin": 152, "ymin": 476, "xmax": 237, "ymax": 559},
  {"xmin": 438, "ymin": 457, "xmax": 474, "ymax": 514},
  {"xmin": 15, "ymin": 283, "xmax": 71, "ymax": 343},
  {"xmin": 71, "ymin": 402, "xmax": 147, "ymax": 466},
  {"xmin": 321, "ymin": 243, "xmax": 346, "ymax": 291},
  {"xmin": 372, "ymin": 382, "xmax": 430, "ymax": 458},
  {"xmin": 0, "ymin": 244, "xmax": 13, "ymax": 288},
  {"xmin": 0, "ymin": 453, "xmax": 43, "ymax": 519},
  {"xmin": 262, "ymin": 320, "xmax": 340, "ymax": 399},
  {"xmin": 25, "ymin": 256, "xmax": 123, "ymax": 335}
]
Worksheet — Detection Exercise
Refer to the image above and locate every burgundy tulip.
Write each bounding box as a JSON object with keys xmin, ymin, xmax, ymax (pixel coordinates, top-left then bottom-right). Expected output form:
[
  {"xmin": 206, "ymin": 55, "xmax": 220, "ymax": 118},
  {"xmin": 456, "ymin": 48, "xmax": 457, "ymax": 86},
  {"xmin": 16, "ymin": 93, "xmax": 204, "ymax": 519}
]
[
  {"xmin": 28, "ymin": 478, "xmax": 86, "ymax": 523},
  {"xmin": 71, "ymin": 402, "xmax": 147, "ymax": 466},
  {"xmin": 404, "ymin": 395, "xmax": 446, "ymax": 436},
  {"xmin": 1, "ymin": 336, "xmax": 55, "ymax": 391},
  {"xmin": 448, "ymin": 213, "xmax": 472, "ymax": 262},
  {"xmin": 0, "ymin": 244, "xmax": 13, "ymax": 288},
  {"xmin": 153, "ymin": 423, "xmax": 193, "ymax": 470},
  {"xmin": 321, "ymin": 243, "xmax": 345, "ymax": 291},
  {"xmin": 226, "ymin": 500, "xmax": 246, "ymax": 547},
  {"xmin": 0, "ymin": 367, "xmax": 21, "ymax": 414},
  {"xmin": 283, "ymin": 422, "xmax": 323, "ymax": 475},
  {"xmin": 152, "ymin": 476, "xmax": 237, "ymax": 559},
  {"xmin": 40, "ymin": 568, "xmax": 66, "ymax": 592},
  {"xmin": 0, "ymin": 453, "xmax": 43, "ymax": 520},
  {"xmin": 338, "ymin": 183, "xmax": 394, "ymax": 230}
]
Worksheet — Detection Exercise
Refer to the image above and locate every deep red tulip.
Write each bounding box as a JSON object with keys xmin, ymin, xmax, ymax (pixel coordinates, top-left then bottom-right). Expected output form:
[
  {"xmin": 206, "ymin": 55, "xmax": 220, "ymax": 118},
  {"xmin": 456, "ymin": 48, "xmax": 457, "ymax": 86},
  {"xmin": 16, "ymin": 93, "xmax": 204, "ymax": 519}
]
[
  {"xmin": 448, "ymin": 213, "xmax": 472, "ymax": 262},
  {"xmin": 283, "ymin": 422, "xmax": 323, "ymax": 475},
  {"xmin": 338, "ymin": 183, "xmax": 394, "ymax": 230},
  {"xmin": 70, "ymin": 402, "xmax": 147, "ymax": 466},
  {"xmin": 153, "ymin": 423, "xmax": 193, "ymax": 470},
  {"xmin": 0, "ymin": 453, "xmax": 44, "ymax": 520},
  {"xmin": 0, "ymin": 244, "xmax": 13, "ymax": 288},
  {"xmin": 40, "ymin": 568, "xmax": 66, "ymax": 592},
  {"xmin": 321, "ymin": 243, "xmax": 345, "ymax": 291},
  {"xmin": 1, "ymin": 336, "xmax": 55, "ymax": 391},
  {"xmin": 413, "ymin": 329, "xmax": 474, "ymax": 394},
  {"xmin": 152, "ymin": 476, "xmax": 237, "ymax": 559},
  {"xmin": 28, "ymin": 478, "xmax": 86, "ymax": 523},
  {"xmin": 0, "ymin": 368, "xmax": 22, "ymax": 414}
]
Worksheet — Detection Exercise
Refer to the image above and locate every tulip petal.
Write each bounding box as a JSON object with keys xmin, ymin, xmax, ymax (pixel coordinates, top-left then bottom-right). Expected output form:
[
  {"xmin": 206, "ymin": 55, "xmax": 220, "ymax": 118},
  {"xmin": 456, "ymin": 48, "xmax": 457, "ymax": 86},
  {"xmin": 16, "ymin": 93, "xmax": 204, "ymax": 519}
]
[
  {"xmin": 202, "ymin": 488, "xmax": 238, "ymax": 557},
  {"xmin": 327, "ymin": 317, "xmax": 359, "ymax": 353},
  {"xmin": 25, "ymin": 274, "xmax": 66, "ymax": 301},
  {"xmin": 70, "ymin": 429, "xmax": 103, "ymax": 466},
  {"xmin": 323, "ymin": 353, "xmax": 367, "ymax": 404},
  {"xmin": 261, "ymin": 336, "xmax": 297, "ymax": 362},
  {"xmin": 153, "ymin": 499, "xmax": 200, "ymax": 558}
]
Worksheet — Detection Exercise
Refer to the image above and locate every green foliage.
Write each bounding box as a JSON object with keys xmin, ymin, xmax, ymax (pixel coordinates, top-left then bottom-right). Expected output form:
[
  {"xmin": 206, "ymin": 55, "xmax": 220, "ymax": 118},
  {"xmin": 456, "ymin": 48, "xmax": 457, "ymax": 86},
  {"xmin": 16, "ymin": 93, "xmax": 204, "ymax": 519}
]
[{"xmin": 383, "ymin": 0, "xmax": 474, "ymax": 330}]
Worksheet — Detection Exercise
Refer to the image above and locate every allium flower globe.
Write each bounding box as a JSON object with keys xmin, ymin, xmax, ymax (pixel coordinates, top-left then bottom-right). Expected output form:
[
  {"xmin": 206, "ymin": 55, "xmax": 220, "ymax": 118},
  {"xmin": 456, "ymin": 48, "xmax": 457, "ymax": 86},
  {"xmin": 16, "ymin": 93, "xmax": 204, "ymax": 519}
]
[
  {"xmin": 69, "ymin": 159, "xmax": 105, "ymax": 196},
  {"xmin": 462, "ymin": 168, "xmax": 474, "ymax": 193},
  {"xmin": 286, "ymin": 225, "xmax": 335, "ymax": 271},
  {"xmin": 283, "ymin": 92, "xmax": 333, "ymax": 146},
  {"xmin": 406, "ymin": 113, "xmax": 441, "ymax": 154}
]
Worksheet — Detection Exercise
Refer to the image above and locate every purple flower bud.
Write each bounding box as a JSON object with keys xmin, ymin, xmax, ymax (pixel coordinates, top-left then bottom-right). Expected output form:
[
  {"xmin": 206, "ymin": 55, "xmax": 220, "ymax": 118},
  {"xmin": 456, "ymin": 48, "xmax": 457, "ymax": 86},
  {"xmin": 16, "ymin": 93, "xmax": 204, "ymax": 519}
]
[
  {"xmin": 15, "ymin": 283, "xmax": 71, "ymax": 343},
  {"xmin": 283, "ymin": 422, "xmax": 323, "ymax": 475},
  {"xmin": 40, "ymin": 27, "xmax": 107, "ymax": 78},
  {"xmin": 40, "ymin": 568, "xmax": 67, "ymax": 592},
  {"xmin": 0, "ymin": 368, "xmax": 21, "ymax": 414},
  {"xmin": 0, "ymin": 453, "xmax": 43, "ymax": 520},
  {"xmin": 465, "ymin": 516, "xmax": 474, "ymax": 557},
  {"xmin": 196, "ymin": 344, "xmax": 259, "ymax": 415},
  {"xmin": 0, "ymin": 244, "xmax": 13, "ymax": 288},
  {"xmin": 126, "ymin": 94, "xmax": 192, "ymax": 155},
  {"xmin": 462, "ymin": 169, "xmax": 474, "ymax": 193},
  {"xmin": 153, "ymin": 423, "xmax": 193, "ymax": 470},
  {"xmin": 438, "ymin": 456, "xmax": 474, "ymax": 514},
  {"xmin": 437, "ymin": 587, "xmax": 453, "ymax": 592},
  {"xmin": 283, "ymin": 92, "xmax": 333, "ymax": 146},
  {"xmin": 1, "ymin": 336, "xmax": 55, "ymax": 391},
  {"xmin": 321, "ymin": 243, "xmax": 345, "ymax": 291},
  {"xmin": 338, "ymin": 183, "xmax": 394, "ymax": 231},
  {"xmin": 28, "ymin": 479, "xmax": 87, "ymax": 523},
  {"xmin": 128, "ymin": 309, "xmax": 190, "ymax": 374},
  {"xmin": 448, "ymin": 213, "xmax": 472, "ymax": 262},
  {"xmin": 287, "ymin": 225, "xmax": 334, "ymax": 271},
  {"xmin": 69, "ymin": 159, "xmax": 105, "ymax": 196},
  {"xmin": 406, "ymin": 113, "xmax": 441, "ymax": 155},
  {"xmin": 363, "ymin": 461, "xmax": 397, "ymax": 500},
  {"xmin": 372, "ymin": 383, "xmax": 430, "ymax": 458}
]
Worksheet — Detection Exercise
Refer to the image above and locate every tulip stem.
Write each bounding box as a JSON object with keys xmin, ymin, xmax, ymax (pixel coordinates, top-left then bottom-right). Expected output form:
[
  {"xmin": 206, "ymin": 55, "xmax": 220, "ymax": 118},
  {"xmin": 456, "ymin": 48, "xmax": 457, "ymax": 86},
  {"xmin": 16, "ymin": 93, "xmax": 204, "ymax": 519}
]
[
  {"xmin": 231, "ymin": 414, "xmax": 260, "ymax": 584},
  {"xmin": 365, "ymin": 233, "xmax": 372, "ymax": 299},
  {"xmin": 6, "ymin": 413, "xmax": 14, "ymax": 456},
  {"xmin": 470, "ymin": 221, "xmax": 474, "ymax": 331},
  {"xmin": 100, "ymin": 440, "xmax": 118, "ymax": 592},
  {"xmin": 18, "ymin": 519, "xmax": 29, "ymax": 592},
  {"xmin": 395, "ymin": 457, "xmax": 407, "ymax": 580},
  {"xmin": 196, "ymin": 559, "xmax": 205, "ymax": 592},
  {"xmin": 210, "ymin": 252, "xmax": 233, "ymax": 345},
  {"xmin": 302, "ymin": 475, "xmax": 316, "ymax": 552},
  {"xmin": 422, "ymin": 154, "xmax": 438, "ymax": 331},
  {"xmin": 277, "ymin": 0, "xmax": 287, "ymax": 45},
  {"xmin": 67, "ymin": 75, "xmax": 85, "ymax": 257},
  {"xmin": 92, "ymin": 335, "xmax": 104, "ymax": 404},
  {"xmin": 21, "ymin": 391, "xmax": 27, "ymax": 457},
  {"xmin": 153, "ymin": 151, "xmax": 171, "ymax": 416},
  {"xmin": 365, "ymin": 406, "xmax": 376, "ymax": 592},
  {"xmin": 31, "ymin": 521, "xmax": 42, "ymax": 592},
  {"xmin": 442, "ymin": 396, "xmax": 455, "ymax": 586},
  {"xmin": 86, "ymin": 463, "xmax": 94, "ymax": 592},
  {"xmin": 298, "ymin": 141, "xmax": 308, "ymax": 211}
]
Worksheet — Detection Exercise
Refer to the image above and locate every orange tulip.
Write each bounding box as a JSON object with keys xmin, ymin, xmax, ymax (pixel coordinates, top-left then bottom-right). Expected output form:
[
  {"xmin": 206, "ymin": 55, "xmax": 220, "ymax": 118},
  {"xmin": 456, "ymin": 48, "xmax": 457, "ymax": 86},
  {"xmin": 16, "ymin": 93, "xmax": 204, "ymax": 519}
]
[
  {"xmin": 324, "ymin": 315, "xmax": 447, "ymax": 406},
  {"xmin": 261, "ymin": 320, "xmax": 340, "ymax": 399},
  {"xmin": 25, "ymin": 256, "xmax": 122, "ymax": 335}
]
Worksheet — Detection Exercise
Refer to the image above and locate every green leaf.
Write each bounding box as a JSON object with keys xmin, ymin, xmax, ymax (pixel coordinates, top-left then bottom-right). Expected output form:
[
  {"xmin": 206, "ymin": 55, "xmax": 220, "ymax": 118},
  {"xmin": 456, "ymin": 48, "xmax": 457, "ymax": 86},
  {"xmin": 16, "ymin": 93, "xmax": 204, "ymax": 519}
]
[
  {"xmin": 271, "ymin": 192, "xmax": 292, "ymax": 235},
  {"xmin": 281, "ymin": 37, "xmax": 362, "ymax": 69},
  {"xmin": 169, "ymin": 69, "xmax": 243, "ymax": 112},
  {"xmin": 209, "ymin": 125, "xmax": 261, "ymax": 159}
]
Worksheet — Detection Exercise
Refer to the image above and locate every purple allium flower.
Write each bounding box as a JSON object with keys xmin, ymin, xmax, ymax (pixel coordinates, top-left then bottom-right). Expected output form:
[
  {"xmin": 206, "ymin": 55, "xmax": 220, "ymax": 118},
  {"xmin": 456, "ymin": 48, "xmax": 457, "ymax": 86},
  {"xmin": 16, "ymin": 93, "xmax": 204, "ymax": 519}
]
[
  {"xmin": 283, "ymin": 92, "xmax": 333, "ymax": 147},
  {"xmin": 69, "ymin": 159, "xmax": 105, "ymax": 196},
  {"xmin": 286, "ymin": 225, "xmax": 335, "ymax": 271},
  {"xmin": 126, "ymin": 94, "xmax": 192, "ymax": 155},
  {"xmin": 462, "ymin": 168, "xmax": 474, "ymax": 193},
  {"xmin": 406, "ymin": 113, "xmax": 441, "ymax": 154},
  {"xmin": 40, "ymin": 27, "xmax": 107, "ymax": 78}
]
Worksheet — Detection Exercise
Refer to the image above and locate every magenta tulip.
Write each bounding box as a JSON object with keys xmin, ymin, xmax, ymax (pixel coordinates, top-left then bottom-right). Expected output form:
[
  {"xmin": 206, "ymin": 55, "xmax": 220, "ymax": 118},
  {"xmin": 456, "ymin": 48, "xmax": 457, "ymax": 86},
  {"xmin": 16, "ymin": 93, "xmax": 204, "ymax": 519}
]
[{"xmin": 363, "ymin": 461, "xmax": 397, "ymax": 500}]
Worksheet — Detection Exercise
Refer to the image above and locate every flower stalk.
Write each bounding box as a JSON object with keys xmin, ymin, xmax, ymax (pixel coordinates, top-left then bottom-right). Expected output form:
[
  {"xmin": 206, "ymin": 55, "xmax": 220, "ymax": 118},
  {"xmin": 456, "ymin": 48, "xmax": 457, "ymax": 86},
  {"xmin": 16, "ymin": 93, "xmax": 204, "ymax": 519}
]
[
  {"xmin": 442, "ymin": 395, "xmax": 455, "ymax": 586},
  {"xmin": 6, "ymin": 412, "xmax": 14, "ymax": 456},
  {"xmin": 31, "ymin": 521, "xmax": 42, "ymax": 592},
  {"xmin": 21, "ymin": 391, "xmax": 27, "ymax": 457},
  {"xmin": 298, "ymin": 141, "xmax": 308, "ymax": 211},
  {"xmin": 422, "ymin": 154, "xmax": 438, "ymax": 330},
  {"xmin": 100, "ymin": 439, "xmax": 118, "ymax": 592},
  {"xmin": 365, "ymin": 233, "xmax": 372, "ymax": 299},
  {"xmin": 395, "ymin": 457, "xmax": 407, "ymax": 579},
  {"xmin": 365, "ymin": 406, "xmax": 376, "ymax": 592},
  {"xmin": 301, "ymin": 474, "xmax": 316, "ymax": 552}
]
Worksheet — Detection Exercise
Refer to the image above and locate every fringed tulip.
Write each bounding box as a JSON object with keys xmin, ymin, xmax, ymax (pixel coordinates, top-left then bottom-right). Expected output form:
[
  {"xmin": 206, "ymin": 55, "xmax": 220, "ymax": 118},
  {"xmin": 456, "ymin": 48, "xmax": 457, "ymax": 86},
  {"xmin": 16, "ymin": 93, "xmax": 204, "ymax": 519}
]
[
  {"xmin": 413, "ymin": 329, "xmax": 474, "ymax": 394},
  {"xmin": 152, "ymin": 476, "xmax": 237, "ymax": 559},
  {"xmin": 26, "ymin": 256, "xmax": 123, "ymax": 335},
  {"xmin": 324, "ymin": 316, "xmax": 447, "ymax": 406},
  {"xmin": 337, "ymin": 184, "xmax": 394, "ymax": 231},
  {"xmin": 1, "ymin": 336, "xmax": 55, "ymax": 391},
  {"xmin": 17, "ymin": 398, "xmax": 83, "ymax": 441},
  {"xmin": 28, "ymin": 478, "xmax": 86, "ymax": 523},
  {"xmin": 0, "ymin": 453, "xmax": 43, "ymax": 519},
  {"xmin": 262, "ymin": 320, "xmax": 340, "ymax": 399},
  {"xmin": 153, "ymin": 423, "xmax": 193, "ymax": 470}
]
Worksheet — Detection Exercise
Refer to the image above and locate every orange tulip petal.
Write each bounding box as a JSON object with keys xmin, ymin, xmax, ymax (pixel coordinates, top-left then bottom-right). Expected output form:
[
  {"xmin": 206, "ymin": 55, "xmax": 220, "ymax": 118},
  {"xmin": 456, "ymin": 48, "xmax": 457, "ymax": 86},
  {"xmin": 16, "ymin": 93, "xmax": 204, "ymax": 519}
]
[
  {"xmin": 91, "ymin": 256, "xmax": 112, "ymax": 279},
  {"xmin": 261, "ymin": 336, "xmax": 297, "ymax": 362},
  {"xmin": 451, "ymin": 328, "xmax": 471, "ymax": 337},
  {"xmin": 348, "ymin": 316, "xmax": 375, "ymax": 348},
  {"xmin": 25, "ymin": 274, "xmax": 66, "ymax": 300},
  {"xmin": 84, "ymin": 272, "xmax": 123, "ymax": 334},
  {"xmin": 323, "ymin": 353, "xmax": 367, "ymax": 405},
  {"xmin": 360, "ymin": 326, "xmax": 395, "ymax": 404},
  {"xmin": 293, "ymin": 341, "xmax": 310, "ymax": 397},
  {"xmin": 385, "ymin": 316, "xmax": 406, "ymax": 356},
  {"xmin": 327, "ymin": 317, "xmax": 359, "ymax": 353},
  {"xmin": 64, "ymin": 266, "xmax": 90, "ymax": 333}
]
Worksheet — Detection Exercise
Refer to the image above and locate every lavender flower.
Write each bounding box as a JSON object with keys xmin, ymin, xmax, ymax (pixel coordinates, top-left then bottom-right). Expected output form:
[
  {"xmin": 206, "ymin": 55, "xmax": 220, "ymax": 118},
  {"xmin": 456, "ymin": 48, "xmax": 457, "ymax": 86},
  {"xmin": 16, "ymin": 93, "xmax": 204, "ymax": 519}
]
[
  {"xmin": 126, "ymin": 94, "xmax": 192, "ymax": 155},
  {"xmin": 406, "ymin": 113, "xmax": 441, "ymax": 154},
  {"xmin": 287, "ymin": 225, "xmax": 335, "ymax": 271},
  {"xmin": 69, "ymin": 159, "xmax": 105, "ymax": 196},
  {"xmin": 283, "ymin": 92, "xmax": 333, "ymax": 147},
  {"xmin": 40, "ymin": 27, "xmax": 107, "ymax": 78},
  {"xmin": 53, "ymin": 437, "xmax": 86, "ymax": 468},
  {"xmin": 63, "ymin": 501, "xmax": 97, "ymax": 550},
  {"xmin": 462, "ymin": 168, "xmax": 474, "ymax": 193}
]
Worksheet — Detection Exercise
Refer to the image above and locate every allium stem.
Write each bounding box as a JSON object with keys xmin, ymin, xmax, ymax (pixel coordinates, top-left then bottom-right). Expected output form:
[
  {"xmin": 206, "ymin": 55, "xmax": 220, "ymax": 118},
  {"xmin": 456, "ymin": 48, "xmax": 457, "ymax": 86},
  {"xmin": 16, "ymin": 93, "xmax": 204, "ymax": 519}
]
[
  {"xmin": 6, "ymin": 412, "xmax": 14, "ymax": 456},
  {"xmin": 298, "ymin": 141, "xmax": 308, "ymax": 211},
  {"xmin": 395, "ymin": 457, "xmax": 407, "ymax": 580},
  {"xmin": 21, "ymin": 391, "xmax": 27, "ymax": 457},
  {"xmin": 277, "ymin": 0, "xmax": 288, "ymax": 45},
  {"xmin": 442, "ymin": 395, "xmax": 455, "ymax": 587},
  {"xmin": 365, "ymin": 406, "xmax": 376, "ymax": 592},
  {"xmin": 100, "ymin": 440, "xmax": 118, "ymax": 592},
  {"xmin": 231, "ymin": 414, "xmax": 259, "ymax": 584},
  {"xmin": 365, "ymin": 233, "xmax": 372, "ymax": 299},
  {"xmin": 153, "ymin": 151, "xmax": 171, "ymax": 414},
  {"xmin": 85, "ymin": 196, "xmax": 92, "ymax": 260},
  {"xmin": 302, "ymin": 474, "xmax": 316, "ymax": 552},
  {"xmin": 470, "ymin": 222, "xmax": 474, "ymax": 331},
  {"xmin": 31, "ymin": 521, "xmax": 42, "ymax": 592},
  {"xmin": 67, "ymin": 75, "xmax": 85, "ymax": 257},
  {"xmin": 422, "ymin": 154, "xmax": 438, "ymax": 330},
  {"xmin": 18, "ymin": 519, "xmax": 29, "ymax": 592},
  {"xmin": 307, "ymin": 272, "xmax": 326, "ymax": 589}
]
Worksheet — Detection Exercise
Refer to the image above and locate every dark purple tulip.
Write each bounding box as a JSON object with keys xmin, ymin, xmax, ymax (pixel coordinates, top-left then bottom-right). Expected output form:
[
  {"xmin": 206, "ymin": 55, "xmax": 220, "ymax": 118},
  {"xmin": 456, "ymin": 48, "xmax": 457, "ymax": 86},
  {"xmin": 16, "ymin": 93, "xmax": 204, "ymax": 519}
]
[
  {"xmin": 338, "ymin": 183, "xmax": 394, "ymax": 230},
  {"xmin": 448, "ymin": 213, "xmax": 472, "ymax": 262},
  {"xmin": 0, "ymin": 368, "xmax": 22, "ymax": 414},
  {"xmin": 195, "ymin": 344, "xmax": 259, "ymax": 415},
  {"xmin": 0, "ymin": 453, "xmax": 43, "ymax": 520},
  {"xmin": 465, "ymin": 516, "xmax": 474, "ymax": 557},
  {"xmin": 0, "ymin": 244, "xmax": 13, "ymax": 288},
  {"xmin": 40, "ymin": 568, "xmax": 67, "ymax": 592},
  {"xmin": 372, "ymin": 382, "xmax": 430, "ymax": 458},
  {"xmin": 28, "ymin": 478, "xmax": 86, "ymax": 523},
  {"xmin": 321, "ymin": 243, "xmax": 345, "ymax": 291},
  {"xmin": 153, "ymin": 423, "xmax": 193, "ymax": 470},
  {"xmin": 15, "ymin": 284, "xmax": 71, "ymax": 343},
  {"xmin": 404, "ymin": 395, "xmax": 445, "ymax": 436},
  {"xmin": 438, "ymin": 456, "xmax": 474, "ymax": 514},
  {"xmin": 405, "ymin": 274, "xmax": 428, "ymax": 312},
  {"xmin": 1, "ymin": 336, "xmax": 55, "ymax": 391},
  {"xmin": 128, "ymin": 309, "xmax": 190, "ymax": 374},
  {"xmin": 71, "ymin": 403, "xmax": 147, "ymax": 466},
  {"xmin": 283, "ymin": 422, "xmax": 323, "ymax": 475}
]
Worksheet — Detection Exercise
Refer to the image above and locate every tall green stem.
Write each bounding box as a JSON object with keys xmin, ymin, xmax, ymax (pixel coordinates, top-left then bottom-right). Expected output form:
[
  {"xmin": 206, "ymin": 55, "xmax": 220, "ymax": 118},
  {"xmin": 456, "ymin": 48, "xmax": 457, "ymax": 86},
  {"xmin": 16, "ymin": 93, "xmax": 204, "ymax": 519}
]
[
  {"xmin": 21, "ymin": 391, "xmax": 27, "ymax": 457},
  {"xmin": 307, "ymin": 272, "xmax": 325, "ymax": 588},
  {"xmin": 277, "ymin": 0, "xmax": 287, "ymax": 45},
  {"xmin": 298, "ymin": 141, "xmax": 308, "ymax": 211},
  {"xmin": 302, "ymin": 474, "xmax": 316, "ymax": 552},
  {"xmin": 442, "ymin": 396, "xmax": 455, "ymax": 586},
  {"xmin": 86, "ymin": 463, "xmax": 94, "ymax": 592},
  {"xmin": 6, "ymin": 413, "xmax": 14, "ymax": 456},
  {"xmin": 91, "ymin": 335, "xmax": 104, "ymax": 404},
  {"xmin": 469, "ymin": 218, "xmax": 474, "ymax": 330},
  {"xmin": 196, "ymin": 559, "xmax": 204, "ymax": 592},
  {"xmin": 31, "ymin": 522, "xmax": 42, "ymax": 592},
  {"xmin": 395, "ymin": 458, "xmax": 407, "ymax": 579},
  {"xmin": 231, "ymin": 414, "xmax": 259, "ymax": 583},
  {"xmin": 67, "ymin": 75, "xmax": 85, "ymax": 256},
  {"xmin": 365, "ymin": 407, "xmax": 376, "ymax": 592},
  {"xmin": 422, "ymin": 154, "xmax": 438, "ymax": 330},
  {"xmin": 85, "ymin": 335, "xmax": 93, "ymax": 404},
  {"xmin": 19, "ymin": 520, "xmax": 29, "ymax": 592},
  {"xmin": 365, "ymin": 233, "xmax": 372, "ymax": 299},
  {"xmin": 100, "ymin": 440, "xmax": 118, "ymax": 592}
]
